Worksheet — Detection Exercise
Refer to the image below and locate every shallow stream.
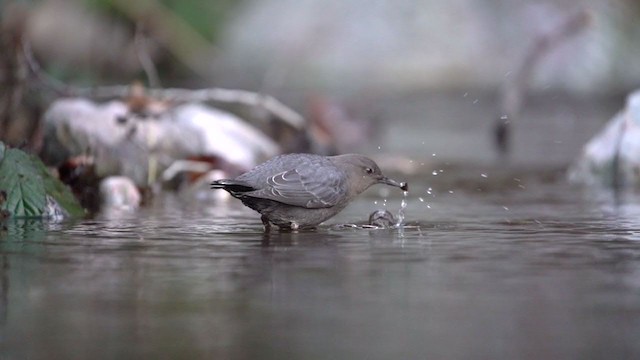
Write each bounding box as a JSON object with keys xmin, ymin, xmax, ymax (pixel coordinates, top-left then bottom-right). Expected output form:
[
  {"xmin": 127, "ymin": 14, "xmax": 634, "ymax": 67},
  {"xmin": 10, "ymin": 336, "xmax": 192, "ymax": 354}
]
[{"xmin": 2, "ymin": 169, "xmax": 640, "ymax": 359}]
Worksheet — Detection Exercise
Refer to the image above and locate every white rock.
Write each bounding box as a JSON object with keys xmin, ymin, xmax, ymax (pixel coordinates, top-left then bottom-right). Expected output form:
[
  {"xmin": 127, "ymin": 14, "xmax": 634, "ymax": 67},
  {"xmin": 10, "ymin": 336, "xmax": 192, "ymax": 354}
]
[
  {"xmin": 42, "ymin": 98, "xmax": 280, "ymax": 187},
  {"xmin": 172, "ymin": 103, "xmax": 279, "ymax": 170},
  {"xmin": 99, "ymin": 176, "xmax": 141, "ymax": 210},
  {"xmin": 568, "ymin": 90, "xmax": 640, "ymax": 187}
]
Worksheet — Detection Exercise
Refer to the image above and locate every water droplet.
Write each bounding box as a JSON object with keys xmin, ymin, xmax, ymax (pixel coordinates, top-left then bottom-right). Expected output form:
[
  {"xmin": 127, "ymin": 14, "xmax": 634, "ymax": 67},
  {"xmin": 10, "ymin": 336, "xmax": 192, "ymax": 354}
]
[
  {"xmin": 377, "ymin": 146, "xmax": 382, "ymax": 150},
  {"xmin": 480, "ymin": 173, "xmax": 488, "ymax": 178},
  {"xmin": 448, "ymin": 190, "xmax": 454, "ymax": 194},
  {"xmin": 419, "ymin": 197, "xmax": 424, "ymax": 202},
  {"xmin": 503, "ymin": 206, "xmax": 509, "ymax": 211},
  {"xmin": 500, "ymin": 115, "xmax": 508, "ymax": 120},
  {"xmin": 432, "ymin": 153, "xmax": 436, "ymax": 157},
  {"xmin": 473, "ymin": 99, "xmax": 479, "ymax": 104},
  {"xmin": 426, "ymin": 204, "xmax": 431, "ymax": 209},
  {"xmin": 432, "ymin": 171, "xmax": 438, "ymax": 176},
  {"xmin": 463, "ymin": 92, "xmax": 468, "ymax": 97},
  {"xmin": 396, "ymin": 192, "xmax": 408, "ymax": 229}
]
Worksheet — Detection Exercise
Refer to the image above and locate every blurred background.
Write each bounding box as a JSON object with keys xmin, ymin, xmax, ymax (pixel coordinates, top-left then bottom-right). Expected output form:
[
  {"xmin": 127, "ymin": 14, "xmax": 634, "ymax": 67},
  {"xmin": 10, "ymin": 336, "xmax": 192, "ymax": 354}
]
[
  {"xmin": 3, "ymin": 0, "xmax": 640, "ymax": 179},
  {"xmin": 10, "ymin": 0, "xmax": 640, "ymax": 90}
]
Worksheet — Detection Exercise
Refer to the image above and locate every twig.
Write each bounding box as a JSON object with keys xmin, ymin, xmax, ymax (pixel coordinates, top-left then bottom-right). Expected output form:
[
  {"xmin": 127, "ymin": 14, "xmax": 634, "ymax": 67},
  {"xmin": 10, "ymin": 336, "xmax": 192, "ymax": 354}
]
[
  {"xmin": 111, "ymin": 0, "xmax": 219, "ymax": 76},
  {"xmin": 494, "ymin": 9, "xmax": 593, "ymax": 156},
  {"xmin": 22, "ymin": 40, "xmax": 71, "ymax": 96},
  {"xmin": 134, "ymin": 23, "xmax": 161, "ymax": 88}
]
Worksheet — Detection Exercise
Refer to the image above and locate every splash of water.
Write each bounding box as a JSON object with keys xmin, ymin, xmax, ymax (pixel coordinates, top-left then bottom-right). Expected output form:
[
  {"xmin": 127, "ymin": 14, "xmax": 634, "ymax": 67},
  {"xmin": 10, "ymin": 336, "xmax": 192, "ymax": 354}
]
[
  {"xmin": 393, "ymin": 191, "xmax": 408, "ymax": 239},
  {"xmin": 395, "ymin": 191, "xmax": 408, "ymax": 228}
]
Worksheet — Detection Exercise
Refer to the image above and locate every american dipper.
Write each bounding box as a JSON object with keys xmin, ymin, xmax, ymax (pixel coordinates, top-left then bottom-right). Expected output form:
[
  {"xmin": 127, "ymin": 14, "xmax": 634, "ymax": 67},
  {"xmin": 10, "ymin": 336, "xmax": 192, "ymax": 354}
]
[{"xmin": 211, "ymin": 153, "xmax": 408, "ymax": 230}]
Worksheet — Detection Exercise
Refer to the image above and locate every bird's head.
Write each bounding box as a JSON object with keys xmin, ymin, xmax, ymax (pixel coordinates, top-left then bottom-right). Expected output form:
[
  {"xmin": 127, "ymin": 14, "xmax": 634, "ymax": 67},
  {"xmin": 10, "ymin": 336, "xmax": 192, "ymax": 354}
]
[{"xmin": 331, "ymin": 154, "xmax": 408, "ymax": 195}]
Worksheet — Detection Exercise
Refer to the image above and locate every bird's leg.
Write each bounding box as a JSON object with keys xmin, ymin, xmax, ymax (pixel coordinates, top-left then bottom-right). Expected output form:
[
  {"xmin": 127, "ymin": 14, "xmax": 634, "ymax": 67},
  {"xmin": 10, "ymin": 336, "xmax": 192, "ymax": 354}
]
[{"xmin": 261, "ymin": 215, "xmax": 271, "ymax": 232}]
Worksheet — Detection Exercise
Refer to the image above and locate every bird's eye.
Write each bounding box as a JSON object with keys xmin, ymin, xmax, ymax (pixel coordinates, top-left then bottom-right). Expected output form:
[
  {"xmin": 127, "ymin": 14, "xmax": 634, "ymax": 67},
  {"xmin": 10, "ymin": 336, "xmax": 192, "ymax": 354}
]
[{"xmin": 365, "ymin": 167, "xmax": 374, "ymax": 174}]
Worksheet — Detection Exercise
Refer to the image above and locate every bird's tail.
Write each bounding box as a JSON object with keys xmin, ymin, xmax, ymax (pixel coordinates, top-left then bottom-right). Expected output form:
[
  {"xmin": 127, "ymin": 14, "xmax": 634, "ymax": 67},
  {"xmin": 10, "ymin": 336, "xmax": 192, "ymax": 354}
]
[
  {"xmin": 210, "ymin": 179, "xmax": 231, "ymax": 189},
  {"xmin": 210, "ymin": 179, "xmax": 254, "ymax": 193}
]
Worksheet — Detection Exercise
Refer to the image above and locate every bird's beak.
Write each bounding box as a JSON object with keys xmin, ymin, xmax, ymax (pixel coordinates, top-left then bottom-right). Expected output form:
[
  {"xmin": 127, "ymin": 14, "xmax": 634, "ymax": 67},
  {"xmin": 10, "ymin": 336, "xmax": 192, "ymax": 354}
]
[{"xmin": 379, "ymin": 177, "xmax": 409, "ymax": 191}]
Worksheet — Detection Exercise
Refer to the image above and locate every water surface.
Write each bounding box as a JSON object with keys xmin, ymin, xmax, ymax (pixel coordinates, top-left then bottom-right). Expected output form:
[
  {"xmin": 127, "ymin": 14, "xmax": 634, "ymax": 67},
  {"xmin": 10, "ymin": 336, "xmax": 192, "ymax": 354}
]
[{"xmin": 2, "ymin": 172, "xmax": 640, "ymax": 359}]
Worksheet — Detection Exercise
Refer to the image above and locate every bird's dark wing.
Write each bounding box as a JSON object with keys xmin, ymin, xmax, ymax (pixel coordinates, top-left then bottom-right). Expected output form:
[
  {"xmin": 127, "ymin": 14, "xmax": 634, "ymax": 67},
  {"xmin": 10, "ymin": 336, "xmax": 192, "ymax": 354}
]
[{"xmin": 244, "ymin": 166, "xmax": 346, "ymax": 208}]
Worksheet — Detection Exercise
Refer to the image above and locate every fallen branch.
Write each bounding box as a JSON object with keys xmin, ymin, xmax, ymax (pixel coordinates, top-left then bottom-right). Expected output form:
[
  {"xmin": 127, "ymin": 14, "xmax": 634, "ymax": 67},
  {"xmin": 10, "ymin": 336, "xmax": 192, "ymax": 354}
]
[{"xmin": 23, "ymin": 40, "xmax": 306, "ymax": 130}]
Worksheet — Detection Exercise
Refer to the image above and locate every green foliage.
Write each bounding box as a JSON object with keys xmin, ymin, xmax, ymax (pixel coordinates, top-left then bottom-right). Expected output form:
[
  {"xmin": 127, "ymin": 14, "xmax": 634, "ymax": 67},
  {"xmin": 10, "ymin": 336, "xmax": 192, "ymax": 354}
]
[
  {"xmin": 159, "ymin": 0, "xmax": 242, "ymax": 42},
  {"xmin": 0, "ymin": 142, "xmax": 84, "ymax": 219},
  {"xmin": 32, "ymin": 153, "xmax": 85, "ymax": 218},
  {"xmin": 84, "ymin": 0, "xmax": 243, "ymax": 42},
  {"xmin": 0, "ymin": 144, "xmax": 46, "ymax": 217}
]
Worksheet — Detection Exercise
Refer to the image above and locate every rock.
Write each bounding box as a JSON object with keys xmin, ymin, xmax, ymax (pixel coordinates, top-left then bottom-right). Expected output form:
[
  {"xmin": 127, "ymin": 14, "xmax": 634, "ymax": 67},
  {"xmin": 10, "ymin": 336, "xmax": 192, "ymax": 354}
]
[
  {"xmin": 568, "ymin": 90, "xmax": 640, "ymax": 188},
  {"xmin": 42, "ymin": 98, "xmax": 280, "ymax": 187},
  {"xmin": 368, "ymin": 209, "xmax": 396, "ymax": 228},
  {"xmin": 99, "ymin": 176, "xmax": 141, "ymax": 210}
]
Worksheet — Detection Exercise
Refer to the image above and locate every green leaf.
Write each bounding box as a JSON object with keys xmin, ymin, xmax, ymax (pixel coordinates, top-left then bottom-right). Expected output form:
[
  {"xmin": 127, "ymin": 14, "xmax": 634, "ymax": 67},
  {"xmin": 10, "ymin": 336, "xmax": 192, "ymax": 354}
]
[
  {"xmin": 0, "ymin": 147, "xmax": 46, "ymax": 217},
  {"xmin": 32, "ymin": 153, "xmax": 84, "ymax": 217},
  {"xmin": 0, "ymin": 142, "xmax": 84, "ymax": 218}
]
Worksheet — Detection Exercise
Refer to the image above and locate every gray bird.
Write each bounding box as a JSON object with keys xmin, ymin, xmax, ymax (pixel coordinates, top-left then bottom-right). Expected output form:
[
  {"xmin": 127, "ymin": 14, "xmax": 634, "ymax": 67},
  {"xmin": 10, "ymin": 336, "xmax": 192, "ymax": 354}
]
[{"xmin": 211, "ymin": 153, "xmax": 408, "ymax": 230}]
